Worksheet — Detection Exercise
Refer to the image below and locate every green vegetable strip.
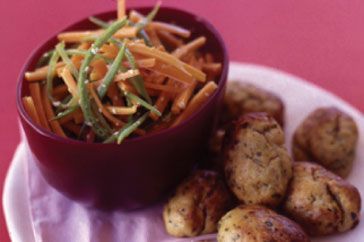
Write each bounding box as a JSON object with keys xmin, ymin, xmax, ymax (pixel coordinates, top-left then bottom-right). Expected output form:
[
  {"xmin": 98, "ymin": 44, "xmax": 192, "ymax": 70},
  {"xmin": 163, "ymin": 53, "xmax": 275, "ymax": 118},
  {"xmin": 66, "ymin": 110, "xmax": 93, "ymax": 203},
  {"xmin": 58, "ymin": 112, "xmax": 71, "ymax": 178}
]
[
  {"xmin": 103, "ymin": 122, "xmax": 132, "ymax": 144},
  {"xmin": 135, "ymin": 2, "xmax": 161, "ymax": 32},
  {"xmin": 97, "ymin": 40, "xmax": 126, "ymax": 99},
  {"xmin": 124, "ymin": 47, "xmax": 152, "ymax": 103},
  {"xmin": 89, "ymin": 16, "xmax": 109, "ymax": 28},
  {"xmin": 55, "ymin": 95, "xmax": 72, "ymax": 113},
  {"xmin": 90, "ymin": 100, "xmax": 112, "ymax": 134},
  {"xmin": 116, "ymin": 112, "xmax": 149, "ymax": 144},
  {"xmin": 37, "ymin": 49, "xmax": 55, "ymax": 67},
  {"xmin": 66, "ymin": 49, "xmax": 113, "ymax": 64},
  {"xmin": 137, "ymin": 30, "xmax": 153, "ymax": 47},
  {"xmin": 52, "ymin": 104, "xmax": 79, "ymax": 120},
  {"xmin": 56, "ymin": 42, "xmax": 79, "ymax": 79},
  {"xmin": 103, "ymin": 112, "xmax": 149, "ymax": 144},
  {"xmin": 124, "ymin": 91, "xmax": 161, "ymax": 116},
  {"xmin": 78, "ymin": 18, "xmax": 127, "ymax": 139},
  {"xmin": 46, "ymin": 49, "xmax": 62, "ymax": 106}
]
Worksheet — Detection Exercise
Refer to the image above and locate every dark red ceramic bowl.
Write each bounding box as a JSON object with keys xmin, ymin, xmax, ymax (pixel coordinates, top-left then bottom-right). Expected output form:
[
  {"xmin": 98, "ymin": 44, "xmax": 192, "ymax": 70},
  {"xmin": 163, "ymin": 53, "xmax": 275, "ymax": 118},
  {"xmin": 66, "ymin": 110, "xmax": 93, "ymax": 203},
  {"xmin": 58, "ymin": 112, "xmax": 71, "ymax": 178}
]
[{"xmin": 17, "ymin": 7, "xmax": 228, "ymax": 210}]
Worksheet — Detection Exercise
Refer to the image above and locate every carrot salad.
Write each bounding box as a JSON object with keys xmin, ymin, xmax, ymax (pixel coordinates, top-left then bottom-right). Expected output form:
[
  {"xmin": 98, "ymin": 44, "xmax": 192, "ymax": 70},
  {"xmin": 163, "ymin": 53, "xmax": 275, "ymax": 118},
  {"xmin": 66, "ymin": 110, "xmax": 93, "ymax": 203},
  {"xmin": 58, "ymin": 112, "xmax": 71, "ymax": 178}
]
[{"xmin": 22, "ymin": 0, "xmax": 222, "ymax": 144}]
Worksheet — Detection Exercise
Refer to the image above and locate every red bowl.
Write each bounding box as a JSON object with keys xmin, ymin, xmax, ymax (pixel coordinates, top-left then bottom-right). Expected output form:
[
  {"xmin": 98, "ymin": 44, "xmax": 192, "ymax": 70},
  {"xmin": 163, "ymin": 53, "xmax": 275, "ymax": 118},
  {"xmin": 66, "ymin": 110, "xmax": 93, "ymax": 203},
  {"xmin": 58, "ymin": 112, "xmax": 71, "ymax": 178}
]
[{"xmin": 16, "ymin": 7, "xmax": 229, "ymax": 210}]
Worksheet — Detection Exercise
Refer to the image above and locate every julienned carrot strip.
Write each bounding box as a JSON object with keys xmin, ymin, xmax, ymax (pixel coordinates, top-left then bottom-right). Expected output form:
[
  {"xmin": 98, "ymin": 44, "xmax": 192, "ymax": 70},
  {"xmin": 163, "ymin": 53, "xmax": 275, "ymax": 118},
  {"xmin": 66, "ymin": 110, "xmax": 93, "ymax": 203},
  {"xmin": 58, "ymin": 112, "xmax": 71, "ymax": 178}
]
[
  {"xmin": 172, "ymin": 37, "xmax": 206, "ymax": 59},
  {"xmin": 144, "ymin": 82, "xmax": 182, "ymax": 94},
  {"xmin": 129, "ymin": 10, "xmax": 144, "ymax": 23},
  {"xmin": 89, "ymin": 84, "xmax": 123, "ymax": 127},
  {"xmin": 57, "ymin": 107, "xmax": 83, "ymax": 125},
  {"xmin": 52, "ymin": 85, "xmax": 68, "ymax": 97},
  {"xmin": 25, "ymin": 62, "xmax": 65, "ymax": 82},
  {"xmin": 117, "ymin": 0, "xmax": 126, "ymax": 19},
  {"xmin": 107, "ymin": 82, "xmax": 124, "ymax": 106},
  {"xmin": 57, "ymin": 27, "xmax": 136, "ymax": 43},
  {"xmin": 57, "ymin": 30, "xmax": 103, "ymax": 42},
  {"xmin": 117, "ymin": 81, "xmax": 159, "ymax": 96},
  {"xmin": 157, "ymin": 30, "xmax": 184, "ymax": 48},
  {"xmin": 71, "ymin": 42, "xmax": 91, "ymax": 69},
  {"xmin": 58, "ymin": 111, "xmax": 76, "ymax": 125},
  {"xmin": 114, "ymin": 69, "xmax": 140, "ymax": 82},
  {"xmin": 100, "ymin": 43, "xmax": 119, "ymax": 59},
  {"xmin": 143, "ymin": 61, "xmax": 194, "ymax": 84},
  {"xmin": 150, "ymin": 79, "xmax": 174, "ymax": 120},
  {"xmin": 63, "ymin": 121, "xmax": 82, "ymax": 136},
  {"xmin": 114, "ymin": 27, "xmax": 137, "ymax": 39},
  {"xmin": 202, "ymin": 63, "xmax": 222, "ymax": 74},
  {"xmin": 127, "ymin": 43, "xmax": 206, "ymax": 82},
  {"xmin": 171, "ymin": 55, "xmax": 202, "ymax": 114},
  {"xmin": 147, "ymin": 28, "xmax": 163, "ymax": 48},
  {"xmin": 29, "ymin": 83, "xmax": 51, "ymax": 130},
  {"xmin": 90, "ymin": 59, "xmax": 108, "ymax": 81},
  {"xmin": 22, "ymin": 96, "xmax": 41, "ymax": 125},
  {"xmin": 73, "ymin": 108, "xmax": 84, "ymax": 124},
  {"xmin": 123, "ymin": 58, "xmax": 156, "ymax": 68},
  {"xmin": 149, "ymin": 22, "xmax": 191, "ymax": 38},
  {"xmin": 106, "ymin": 105, "xmax": 138, "ymax": 115},
  {"xmin": 60, "ymin": 68, "xmax": 78, "ymax": 97},
  {"xmin": 41, "ymin": 85, "xmax": 66, "ymax": 137},
  {"xmin": 171, "ymin": 80, "xmax": 197, "ymax": 114},
  {"xmin": 172, "ymin": 81, "xmax": 218, "ymax": 127}
]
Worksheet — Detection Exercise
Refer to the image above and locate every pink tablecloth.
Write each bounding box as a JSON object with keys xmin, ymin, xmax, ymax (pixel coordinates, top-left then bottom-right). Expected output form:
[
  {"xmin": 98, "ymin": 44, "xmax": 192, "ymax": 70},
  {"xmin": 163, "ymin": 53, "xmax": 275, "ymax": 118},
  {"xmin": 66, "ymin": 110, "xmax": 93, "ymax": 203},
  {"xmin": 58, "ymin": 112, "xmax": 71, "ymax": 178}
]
[{"xmin": 1, "ymin": 1, "xmax": 364, "ymax": 241}]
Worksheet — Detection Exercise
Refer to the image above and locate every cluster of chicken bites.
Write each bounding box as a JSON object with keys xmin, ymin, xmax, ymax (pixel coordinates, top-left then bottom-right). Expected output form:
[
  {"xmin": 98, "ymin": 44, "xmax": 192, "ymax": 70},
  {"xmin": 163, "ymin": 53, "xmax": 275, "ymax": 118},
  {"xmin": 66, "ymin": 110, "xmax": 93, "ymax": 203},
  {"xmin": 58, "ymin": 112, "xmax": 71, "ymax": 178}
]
[{"xmin": 163, "ymin": 81, "xmax": 361, "ymax": 241}]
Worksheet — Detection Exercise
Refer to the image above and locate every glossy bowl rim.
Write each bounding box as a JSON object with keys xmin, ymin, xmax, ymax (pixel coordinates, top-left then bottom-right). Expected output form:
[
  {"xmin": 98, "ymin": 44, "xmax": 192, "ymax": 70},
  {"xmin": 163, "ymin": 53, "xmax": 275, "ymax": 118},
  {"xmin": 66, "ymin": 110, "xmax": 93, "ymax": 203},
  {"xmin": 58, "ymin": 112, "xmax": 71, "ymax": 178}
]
[{"xmin": 16, "ymin": 6, "xmax": 229, "ymax": 146}]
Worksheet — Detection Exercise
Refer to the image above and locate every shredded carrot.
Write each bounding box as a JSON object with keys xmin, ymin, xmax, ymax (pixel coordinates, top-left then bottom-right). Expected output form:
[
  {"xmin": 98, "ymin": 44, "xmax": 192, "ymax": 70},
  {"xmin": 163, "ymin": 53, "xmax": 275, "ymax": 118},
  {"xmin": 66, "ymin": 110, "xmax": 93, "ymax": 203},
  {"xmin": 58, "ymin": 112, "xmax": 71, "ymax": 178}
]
[
  {"xmin": 117, "ymin": 0, "xmax": 126, "ymax": 19},
  {"xmin": 60, "ymin": 67, "xmax": 78, "ymax": 97},
  {"xmin": 114, "ymin": 69, "xmax": 140, "ymax": 82},
  {"xmin": 128, "ymin": 10, "xmax": 144, "ymax": 23},
  {"xmin": 52, "ymin": 85, "xmax": 68, "ymax": 99},
  {"xmin": 100, "ymin": 43, "xmax": 119, "ymax": 59},
  {"xmin": 57, "ymin": 30, "xmax": 103, "ymax": 42},
  {"xmin": 114, "ymin": 27, "xmax": 137, "ymax": 39},
  {"xmin": 107, "ymin": 82, "xmax": 124, "ymax": 106},
  {"xmin": 147, "ymin": 28, "xmax": 164, "ymax": 48},
  {"xmin": 157, "ymin": 30, "xmax": 184, "ymax": 48},
  {"xmin": 73, "ymin": 108, "xmax": 84, "ymax": 124},
  {"xmin": 41, "ymin": 85, "xmax": 66, "ymax": 136},
  {"xmin": 172, "ymin": 37, "xmax": 206, "ymax": 59},
  {"xmin": 149, "ymin": 22, "xmax": 191, "ymax": 38},
  {"xmin": 63, "ymin": 121, "xmax": 82, "ymax": 136},
  {"xmin": 172, "ymin": 81, "xmax": 218, "ymax": 127},
  {"xmin": 171, "ymin": 81, "xmax": 197, "ymax": 114},
  {"xmin": 29, "ymin": 83, "xmax": 51, "ymax": 130},
  {"xmin": 128, "ymin": 43, "xmax": 206, "ymax": 82},
  {"xmin": 144, "ymin": 61, "xmax": 194, "ymax": 84},
  {"xmin": 90, "ymin": 59, "xmax": 108, "ymax": 81},
  {"xmin": 202, "ymin": 63, "xmax": 222, "ymax": 74},
  {"xmin": 22, "ymin": 96, "xmax": 41, "ymax": 126},
  {"xmin": 144, "ymin": 81, "xmax": 182, "ymax": 94},
  {"xmin": 70, "ymin": 42, "xmax": 91, "ymax": 69},
  {"xmin": 57, "ymin": 28, "xmax": 136, "ymax": 43},
  {"xmin": 106, "ymin": 105, "xmax": 138, "ymax": 115},
  {"xmin": 123, "ymin": 58, "xmax": 156, "ymax": 68},
  {"xmin": 117, "ymin": 81, "xmax": 159, "ymax": 96},
  {"xmin": 89, "ymin": 84, "xmax": 123, "ymax": 127},
  {"xmin": 150, "ymin": 79, "xmax": 174, "ymax": 120},
  {"xmin": 25, "ymin": 62, "xmax": 65, "ymax": 82}
]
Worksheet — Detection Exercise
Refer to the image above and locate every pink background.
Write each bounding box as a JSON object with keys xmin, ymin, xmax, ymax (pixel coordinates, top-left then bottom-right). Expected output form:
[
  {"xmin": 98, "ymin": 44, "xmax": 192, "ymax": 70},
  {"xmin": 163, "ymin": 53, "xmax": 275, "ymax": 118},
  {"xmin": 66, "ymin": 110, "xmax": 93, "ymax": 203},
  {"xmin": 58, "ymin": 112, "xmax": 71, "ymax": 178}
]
[{"xmin": 1, "ymin": 0, "xmax": 363, "ymax": 240}]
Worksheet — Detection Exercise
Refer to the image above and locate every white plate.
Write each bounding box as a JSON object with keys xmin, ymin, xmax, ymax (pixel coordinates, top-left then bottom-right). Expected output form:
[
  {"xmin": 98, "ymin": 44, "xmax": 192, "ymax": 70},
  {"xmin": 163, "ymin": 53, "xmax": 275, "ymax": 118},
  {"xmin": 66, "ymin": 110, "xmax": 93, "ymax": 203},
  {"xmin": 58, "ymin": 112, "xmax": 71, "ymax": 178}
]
[{"xmin": 3, "ymin": 62, "xmax": 364, "ymax": 242}]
